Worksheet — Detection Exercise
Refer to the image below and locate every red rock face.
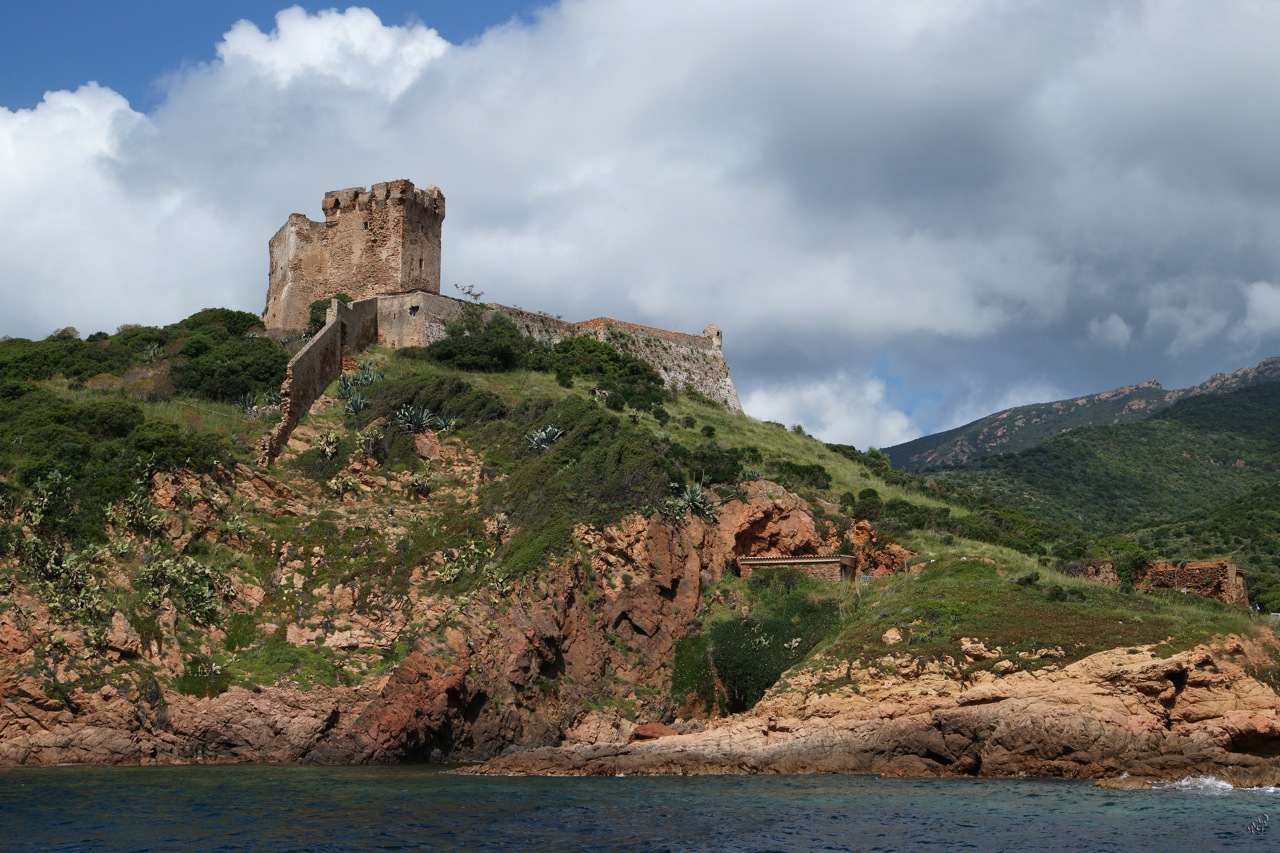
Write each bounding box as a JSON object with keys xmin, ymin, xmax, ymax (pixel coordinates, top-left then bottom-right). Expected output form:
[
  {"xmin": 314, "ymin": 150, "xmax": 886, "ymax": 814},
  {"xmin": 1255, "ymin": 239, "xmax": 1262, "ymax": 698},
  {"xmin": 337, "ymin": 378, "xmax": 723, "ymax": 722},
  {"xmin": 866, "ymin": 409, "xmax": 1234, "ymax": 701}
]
[{"xmin": 4, "ymin": 471, "xmax": 900, "ymax": 767}]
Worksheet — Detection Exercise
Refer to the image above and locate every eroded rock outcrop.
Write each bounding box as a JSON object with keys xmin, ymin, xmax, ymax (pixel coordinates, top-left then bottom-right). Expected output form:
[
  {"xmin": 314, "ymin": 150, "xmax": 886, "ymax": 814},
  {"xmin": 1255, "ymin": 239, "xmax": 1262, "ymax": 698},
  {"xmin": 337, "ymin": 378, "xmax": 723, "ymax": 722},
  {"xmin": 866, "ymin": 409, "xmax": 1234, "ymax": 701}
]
[{"xmin": 467, "ymin": 634, "xmax": 1280, "ymax": 786}]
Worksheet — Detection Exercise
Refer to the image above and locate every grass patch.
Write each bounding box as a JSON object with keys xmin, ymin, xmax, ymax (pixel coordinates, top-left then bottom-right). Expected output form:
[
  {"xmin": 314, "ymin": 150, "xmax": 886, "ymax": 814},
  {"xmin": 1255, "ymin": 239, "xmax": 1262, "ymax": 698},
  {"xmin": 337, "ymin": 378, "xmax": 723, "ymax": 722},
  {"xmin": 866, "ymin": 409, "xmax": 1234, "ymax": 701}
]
[{"xmin": 828, "ymin": 558, "xmax": 1256, "ymax": 668}]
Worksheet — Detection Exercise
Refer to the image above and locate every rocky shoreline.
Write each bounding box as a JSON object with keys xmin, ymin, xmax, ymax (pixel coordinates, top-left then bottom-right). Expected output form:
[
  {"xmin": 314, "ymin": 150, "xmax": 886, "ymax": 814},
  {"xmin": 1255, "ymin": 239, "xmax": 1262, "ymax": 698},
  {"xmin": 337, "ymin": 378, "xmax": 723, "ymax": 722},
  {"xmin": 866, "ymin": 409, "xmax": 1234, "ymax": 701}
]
[
  {"xmin": 4, "ymin": 456, "xmax": 1279, "ymax": 784},
  {"xmin": 463, "ymin": 635, "xmax": 1280, "ymax": 788}
]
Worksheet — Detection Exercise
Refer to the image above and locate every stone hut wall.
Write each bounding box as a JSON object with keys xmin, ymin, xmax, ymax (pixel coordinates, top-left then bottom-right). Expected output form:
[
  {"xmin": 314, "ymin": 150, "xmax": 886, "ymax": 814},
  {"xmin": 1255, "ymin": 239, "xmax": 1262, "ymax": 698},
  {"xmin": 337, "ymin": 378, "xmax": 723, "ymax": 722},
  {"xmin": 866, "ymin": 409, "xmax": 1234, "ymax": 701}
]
[
  {"xmin": 738, "ymin": 559, "xmax": 847, "ymax": 583},
  {"xmin": 376, "ymin": 292, "xmax": 466, "ymax": 348},
  {"xmin": 1063, "ymin": 560, "xmax": 1121, "ymax": 585},
  {"xmin": 1137, "ymin": 561, "xmax": 1249, "ymax": 608}
]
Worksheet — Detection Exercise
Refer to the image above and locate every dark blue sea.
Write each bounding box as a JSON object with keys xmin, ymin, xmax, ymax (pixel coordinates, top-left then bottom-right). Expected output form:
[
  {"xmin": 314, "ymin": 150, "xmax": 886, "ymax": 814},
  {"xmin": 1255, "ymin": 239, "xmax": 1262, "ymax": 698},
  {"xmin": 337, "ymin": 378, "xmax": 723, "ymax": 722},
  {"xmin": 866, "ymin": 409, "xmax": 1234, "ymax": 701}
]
[{"xmin": 0, "ymin": 765, "xmax": 1275, "ymax": 852}]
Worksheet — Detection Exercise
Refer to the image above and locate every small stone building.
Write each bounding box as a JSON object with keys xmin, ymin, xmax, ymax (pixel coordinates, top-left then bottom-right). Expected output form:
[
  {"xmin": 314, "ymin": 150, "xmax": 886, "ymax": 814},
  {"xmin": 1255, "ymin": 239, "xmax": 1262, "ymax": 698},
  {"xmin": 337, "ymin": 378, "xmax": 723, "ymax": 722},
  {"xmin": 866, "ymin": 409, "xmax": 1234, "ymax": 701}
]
[
  {"xmin": 1065, "ymin": 558, "xmax": 1249, "ymax": 609},
  {"xmin": 1136, "ymin": 560, "xmax": 1249, "ymax": 609}
]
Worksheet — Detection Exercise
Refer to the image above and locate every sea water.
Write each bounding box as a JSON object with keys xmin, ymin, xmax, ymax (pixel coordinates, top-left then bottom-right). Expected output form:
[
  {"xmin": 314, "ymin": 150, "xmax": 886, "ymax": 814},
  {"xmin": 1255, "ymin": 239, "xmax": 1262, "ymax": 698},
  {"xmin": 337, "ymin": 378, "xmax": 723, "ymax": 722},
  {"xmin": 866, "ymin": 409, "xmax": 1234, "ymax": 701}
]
[{"xmin": 0, "ymin": 766, "xmax": 1275, "ymax": 852}]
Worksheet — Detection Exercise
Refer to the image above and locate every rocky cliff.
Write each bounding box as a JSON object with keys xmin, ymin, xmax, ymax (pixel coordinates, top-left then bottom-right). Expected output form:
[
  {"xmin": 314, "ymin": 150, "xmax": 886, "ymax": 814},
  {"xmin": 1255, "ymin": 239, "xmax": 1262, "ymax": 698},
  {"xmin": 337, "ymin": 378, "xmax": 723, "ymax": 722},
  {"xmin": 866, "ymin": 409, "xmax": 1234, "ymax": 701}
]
[
  {"xmin": 4, "ymin": 393, "xmax": 1278, "ymax": 784},
  {"xmin": 0, "ymin": 444, "xmax": 904, "ymax": 766}
]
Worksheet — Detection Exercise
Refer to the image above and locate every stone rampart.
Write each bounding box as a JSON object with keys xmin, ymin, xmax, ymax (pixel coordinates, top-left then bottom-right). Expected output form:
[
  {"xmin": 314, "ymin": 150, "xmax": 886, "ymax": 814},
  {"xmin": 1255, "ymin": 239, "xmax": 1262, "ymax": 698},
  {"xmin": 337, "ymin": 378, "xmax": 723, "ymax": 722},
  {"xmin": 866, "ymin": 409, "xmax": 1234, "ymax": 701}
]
[
  {"xmin": 372, "ymin": 291, "xmax": 743, "ymax": 412},
  {"xmin": 256, "ymin": 309, "xmax": 344, "ymax": 465}
]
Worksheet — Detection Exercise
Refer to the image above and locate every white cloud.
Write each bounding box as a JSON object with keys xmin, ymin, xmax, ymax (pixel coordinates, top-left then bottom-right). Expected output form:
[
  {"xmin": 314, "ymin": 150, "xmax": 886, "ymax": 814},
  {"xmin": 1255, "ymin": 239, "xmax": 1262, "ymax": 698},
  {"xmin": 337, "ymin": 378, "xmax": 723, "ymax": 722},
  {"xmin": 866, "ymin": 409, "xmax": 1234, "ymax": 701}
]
[
  {"xmin": 1087, "ymin": 313, "xmax": 1132, "ymax": 349},
  {"xmin": 742, "ymin": 374, "xmax": 917, "ymax": 449},
  {"xmin": 3, "ymin": 1, "xmax": 1280, "ymax": 446},
  {"xmin": 216, "ymin": 6, "xmax": 448, "ymax": 99},
  {"xmin": 1238, "ymin": 281, "xmax": 1280, "ymax": 337},
  {"xmin": 1142, "ymin": 281, "xmax": 1233, "ymax": 355}
]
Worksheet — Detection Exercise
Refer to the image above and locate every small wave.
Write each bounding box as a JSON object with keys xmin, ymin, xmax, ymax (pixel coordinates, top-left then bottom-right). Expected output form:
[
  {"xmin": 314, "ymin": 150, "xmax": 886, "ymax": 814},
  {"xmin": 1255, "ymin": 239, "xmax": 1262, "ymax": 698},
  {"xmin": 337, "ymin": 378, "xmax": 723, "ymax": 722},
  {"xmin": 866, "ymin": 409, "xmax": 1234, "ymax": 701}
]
[{"xmin": 1153, "ymin": 775, "xmax": 1237, "ymax": 794}]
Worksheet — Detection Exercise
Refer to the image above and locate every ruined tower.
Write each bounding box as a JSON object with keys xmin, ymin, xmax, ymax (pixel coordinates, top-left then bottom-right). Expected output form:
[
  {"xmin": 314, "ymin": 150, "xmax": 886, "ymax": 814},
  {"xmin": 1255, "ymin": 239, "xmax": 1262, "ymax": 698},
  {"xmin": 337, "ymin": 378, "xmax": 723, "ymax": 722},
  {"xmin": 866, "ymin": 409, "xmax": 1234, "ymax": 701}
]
[{"xmin": 263, "ymin": 180, "xmax": 445, "ymax": 334}]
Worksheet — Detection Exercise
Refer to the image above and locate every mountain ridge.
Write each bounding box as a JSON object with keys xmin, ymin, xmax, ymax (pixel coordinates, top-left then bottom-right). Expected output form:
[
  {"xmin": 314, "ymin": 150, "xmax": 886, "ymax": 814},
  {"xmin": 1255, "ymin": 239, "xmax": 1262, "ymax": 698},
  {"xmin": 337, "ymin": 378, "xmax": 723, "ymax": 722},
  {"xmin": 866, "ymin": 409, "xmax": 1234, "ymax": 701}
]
[{"xmin": 886, "ymin": 356, "xmax": 1280, "ymax": 471}]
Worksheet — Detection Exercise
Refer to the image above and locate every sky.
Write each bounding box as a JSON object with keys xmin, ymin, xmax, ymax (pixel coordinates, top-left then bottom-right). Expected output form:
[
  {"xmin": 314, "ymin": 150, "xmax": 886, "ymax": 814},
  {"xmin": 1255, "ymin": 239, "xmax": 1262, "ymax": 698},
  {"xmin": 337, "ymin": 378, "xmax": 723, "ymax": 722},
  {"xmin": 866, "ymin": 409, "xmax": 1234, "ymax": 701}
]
[{"xmin": 3, "ymin": 1, "xmax": 1280, "ymax": 449}]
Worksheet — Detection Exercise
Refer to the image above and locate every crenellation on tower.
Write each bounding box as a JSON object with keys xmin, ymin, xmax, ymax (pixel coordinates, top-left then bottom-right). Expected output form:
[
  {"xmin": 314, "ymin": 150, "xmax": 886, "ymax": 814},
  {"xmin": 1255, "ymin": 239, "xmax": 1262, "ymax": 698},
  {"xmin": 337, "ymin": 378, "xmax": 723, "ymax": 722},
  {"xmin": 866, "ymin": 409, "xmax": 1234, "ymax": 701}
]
[{"xmin": 263, "ymin": 179, "xmax": 445, "ymax": 334}]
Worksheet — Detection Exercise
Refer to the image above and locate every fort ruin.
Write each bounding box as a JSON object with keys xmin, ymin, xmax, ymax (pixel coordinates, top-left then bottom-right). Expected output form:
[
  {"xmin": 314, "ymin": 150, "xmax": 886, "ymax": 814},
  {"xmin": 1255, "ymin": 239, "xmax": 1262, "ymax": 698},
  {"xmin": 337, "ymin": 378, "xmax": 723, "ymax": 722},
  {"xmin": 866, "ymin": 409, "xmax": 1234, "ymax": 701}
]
[
  {"xmin": 259, "ymin": 180, "xmax": 741, "ymax": 464},
  {"xmin": 263, "ymin": 180, "xmax": 445, "ymax": 333}
]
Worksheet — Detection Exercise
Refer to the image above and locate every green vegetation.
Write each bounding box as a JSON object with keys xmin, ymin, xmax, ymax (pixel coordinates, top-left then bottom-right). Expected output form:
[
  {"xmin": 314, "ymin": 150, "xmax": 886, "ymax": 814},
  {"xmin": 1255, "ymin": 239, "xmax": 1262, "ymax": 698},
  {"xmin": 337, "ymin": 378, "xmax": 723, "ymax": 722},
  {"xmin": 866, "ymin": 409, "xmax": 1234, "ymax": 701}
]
[
  {"xmin": 911, "ymin": 381, "xmax": 1280, "ymax": 609},
  {"xmin": 673, "ymin": 556, "xmax": 1257, "ymax": 716},
  {"xmin": 4, "ymin": 304, "xmax": 1275, "ymax": 721},
  {"xmin": 0, "ymin": 385, "xmax": 229, "ymax": 548},
  {"xmin": 826, "ymin": 558, "xmax": 1252, "ymax": 666},
  {"xmin": 674, "ymin": 568, "xmax": 843, "ymax": 714}
]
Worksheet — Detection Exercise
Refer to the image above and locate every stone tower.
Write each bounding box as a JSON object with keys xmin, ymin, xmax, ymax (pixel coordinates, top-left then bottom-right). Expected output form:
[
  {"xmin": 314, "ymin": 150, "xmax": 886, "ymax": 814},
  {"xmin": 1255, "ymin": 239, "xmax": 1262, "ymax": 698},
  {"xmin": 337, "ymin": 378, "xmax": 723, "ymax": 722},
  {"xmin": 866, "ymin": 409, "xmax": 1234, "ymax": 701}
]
[{"xmin": 263, "ymin": 179, "xmax": 445, "ymax": 334}]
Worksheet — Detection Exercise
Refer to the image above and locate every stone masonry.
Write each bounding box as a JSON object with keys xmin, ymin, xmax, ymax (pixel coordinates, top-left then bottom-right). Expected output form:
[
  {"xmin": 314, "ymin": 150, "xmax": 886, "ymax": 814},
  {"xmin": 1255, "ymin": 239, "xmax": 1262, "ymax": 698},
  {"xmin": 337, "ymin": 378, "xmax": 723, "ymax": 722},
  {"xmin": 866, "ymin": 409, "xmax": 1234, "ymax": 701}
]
[{"xmin": 263, "ymin": 180, "xmax": 445, "ymax": 333}]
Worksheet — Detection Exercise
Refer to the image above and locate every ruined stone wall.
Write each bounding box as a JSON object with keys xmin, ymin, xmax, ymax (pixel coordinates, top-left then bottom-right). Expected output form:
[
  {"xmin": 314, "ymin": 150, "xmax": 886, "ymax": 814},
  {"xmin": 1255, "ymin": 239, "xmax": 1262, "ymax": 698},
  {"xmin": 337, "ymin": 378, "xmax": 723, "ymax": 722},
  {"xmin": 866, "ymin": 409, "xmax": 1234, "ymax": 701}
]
[
  {"xmin": 569, "ymin": 319, "xmax": 740, "ymax": 413},
  {"xmin": 263, "ymin": 181, "xmax": 444, "ymax": 335},
  {"xmin": 256, "ymin": 312, "xmax": 344, "ymax": 465},
  {"xmin": 263, "ymin": 214, "xmax": 327, "ymax": 333},
  {"xmin": 1138, "ymin": 561, "xmax": 1249, "ymax": 608},
  {"xmin": 258, "ymin": 296, "xmax": 381, "ymax": 465},
  {"xmin": 1063, "ymin": 560, "xmax": 1121, "ymax": 585},
  {"xmin": 334, "ymin": 297, "xmax": 380, "ymax": 352},
  {"xmin": 371, "ymin": 293, "xmax": 743, "ymax": 412}
]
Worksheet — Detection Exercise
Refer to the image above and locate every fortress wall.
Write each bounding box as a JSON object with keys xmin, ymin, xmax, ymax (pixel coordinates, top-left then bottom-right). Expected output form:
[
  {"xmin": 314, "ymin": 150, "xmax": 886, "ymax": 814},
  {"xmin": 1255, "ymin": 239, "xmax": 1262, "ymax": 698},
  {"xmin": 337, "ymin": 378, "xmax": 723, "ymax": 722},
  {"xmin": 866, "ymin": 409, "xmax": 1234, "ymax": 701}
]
[
  {"xmin": 377, "ymin": 292, "xmax": 465, "ymax": 348},
  {"xmin": 257, "ymin": 309, "xmax": 344, "ymax": 465},
  {"xmin": 490, "ymin": 308, "xmax": 742, "ymax": 412},
  {"xmin": 573, "ymin": 322, "xmax": 740, "ymax": 413},
  {"xmin": 335, "ymin": 296, "xmax": 380, "ymax": 352},
  {"xmin": 264, "ymin": 214, "xmax": 327, "ymax": 332}
]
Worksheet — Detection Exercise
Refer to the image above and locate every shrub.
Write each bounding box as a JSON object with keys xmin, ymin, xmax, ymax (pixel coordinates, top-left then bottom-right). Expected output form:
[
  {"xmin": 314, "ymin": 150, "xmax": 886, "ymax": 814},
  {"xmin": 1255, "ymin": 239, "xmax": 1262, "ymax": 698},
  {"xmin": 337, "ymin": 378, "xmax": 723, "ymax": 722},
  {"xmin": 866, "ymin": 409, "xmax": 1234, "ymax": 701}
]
[
  {"xmin": 305, "ymin": 293, "xmax": 352, "ymax": 336},
  {"xmin": 707, "ymin": 573, "xmax": 839, "ymax": 712}
]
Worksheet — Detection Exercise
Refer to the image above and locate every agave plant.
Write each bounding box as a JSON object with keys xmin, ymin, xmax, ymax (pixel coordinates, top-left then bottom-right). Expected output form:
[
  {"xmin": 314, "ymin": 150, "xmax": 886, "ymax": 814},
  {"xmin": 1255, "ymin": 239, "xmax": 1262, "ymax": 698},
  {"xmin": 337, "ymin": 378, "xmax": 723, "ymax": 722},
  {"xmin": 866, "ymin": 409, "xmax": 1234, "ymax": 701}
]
[
  {"xmin": 525, "ymin": 424, "xmax": 565, "ymax": 451},
  {"xmin": 237, "ymin": 391, "xmax": 258, "ymax": 415},
  {"xmin": 354, "ymin": 360, "xmax": 383, "ymax": 386},
  {"xmin": 336, "ymin": 374, "xmax": 358, "ymax": 400},
  {"xmin": 664, "ymin": 481, "xmax": 719, "ymax": 524},
  {"xmin": 343, "ymin": 392, "xmax": 369, "ymax": 417},
  {"xmin": 394, "ymin": 403, "xmax": 436, "ymax": 434}
]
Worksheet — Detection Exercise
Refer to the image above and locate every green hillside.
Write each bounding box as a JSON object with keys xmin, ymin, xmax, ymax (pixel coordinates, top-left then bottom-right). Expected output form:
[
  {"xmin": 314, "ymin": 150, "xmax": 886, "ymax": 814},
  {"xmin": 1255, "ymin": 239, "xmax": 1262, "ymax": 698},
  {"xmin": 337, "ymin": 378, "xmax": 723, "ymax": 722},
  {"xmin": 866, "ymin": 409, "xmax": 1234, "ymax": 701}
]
[
  {"xmin": 1, "ymin": 309, "xmax": 1275, "ymax": 724},
  {"xmin": 928, "ymin": 382, "xmax": 1280, "ymax": 531},
  {"xmin": 918, "ymin": 380, "xmax": 1280, "ymax": 609},
  {"xmin": 886, "ymin": 356, "xmax": 1280, "ymax": 471}
]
